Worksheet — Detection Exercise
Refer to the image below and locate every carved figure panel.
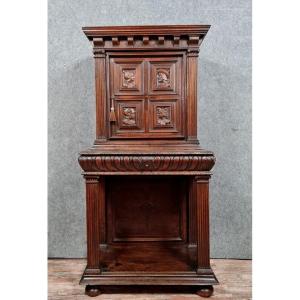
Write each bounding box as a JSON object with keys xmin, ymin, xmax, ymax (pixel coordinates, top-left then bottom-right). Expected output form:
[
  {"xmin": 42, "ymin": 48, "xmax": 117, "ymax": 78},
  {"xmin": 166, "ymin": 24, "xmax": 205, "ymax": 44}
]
[
  {"xmin": 156, "ymin": 69, "xmax": 170, "ymax": 88},
  {"xmin": 121, "ymin": 107, "xmax": 136, "ymax": 126},
  {"xmin": 148, "ymin": 58, "xmax": 180, "ymax": 95},
  {"xmin": 156, "ymin": 106, "xmax": 171, "ymax": 126},
  {"xmin": 122, "ymin": 69, "xmax": 136, "ymax": 88},
  {"xmin": 114, "ymin": 100, "xmax": 144, "ymax": 135}
]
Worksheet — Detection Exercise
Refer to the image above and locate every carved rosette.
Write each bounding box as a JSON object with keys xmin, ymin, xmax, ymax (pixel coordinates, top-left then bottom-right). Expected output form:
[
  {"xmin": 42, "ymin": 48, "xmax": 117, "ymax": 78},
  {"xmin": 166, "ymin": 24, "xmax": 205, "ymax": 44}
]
[{"xmin": 78, "ymin": 155, "xmax": 215, "ymax": 174}]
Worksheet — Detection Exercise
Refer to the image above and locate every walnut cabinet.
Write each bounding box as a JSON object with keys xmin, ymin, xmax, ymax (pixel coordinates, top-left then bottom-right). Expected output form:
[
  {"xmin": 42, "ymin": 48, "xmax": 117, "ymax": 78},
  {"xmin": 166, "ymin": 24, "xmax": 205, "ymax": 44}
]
[{"xmin": 78, "ymin": 25, "xmax": 218, "ymax": 298}]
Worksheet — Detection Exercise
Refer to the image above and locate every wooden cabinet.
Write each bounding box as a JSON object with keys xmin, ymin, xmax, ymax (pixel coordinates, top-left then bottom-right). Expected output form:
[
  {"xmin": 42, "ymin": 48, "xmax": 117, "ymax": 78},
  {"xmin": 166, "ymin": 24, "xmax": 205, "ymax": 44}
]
[{"xmin": 79, "ymin": 25, "xmax": 218, "ymax": 298}]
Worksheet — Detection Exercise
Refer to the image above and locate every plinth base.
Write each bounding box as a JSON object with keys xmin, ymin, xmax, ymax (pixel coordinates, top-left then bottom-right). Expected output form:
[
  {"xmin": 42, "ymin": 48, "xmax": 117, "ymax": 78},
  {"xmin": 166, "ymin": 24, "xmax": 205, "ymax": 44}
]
[
  {"xmin": 83, "ymin": 284, "xmax": 216, "ymax": 298},
  {"xmin": 81, "ymin": 271, "xmax": 218, "ymax": 286},
  {"xmin": 80, "ymin": 242, "xmax": 218, "ymax": 297}
]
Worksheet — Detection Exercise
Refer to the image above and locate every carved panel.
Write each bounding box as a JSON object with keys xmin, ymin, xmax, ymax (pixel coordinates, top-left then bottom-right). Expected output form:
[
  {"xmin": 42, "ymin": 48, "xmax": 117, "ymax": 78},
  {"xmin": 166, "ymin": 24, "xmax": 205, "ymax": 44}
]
[
  {"xmin": 122, "ymin": 69, "xmax": 136, "ymax": 88},
  {"xmin": 149, "ymin": 58, "xmax": 181, "ymax": 95},
  {"xmin": 112, "ymin": 100, "xmax": 145, "ymax": 135},
  {"xmin": 121, "ymin": 107, "xmax": 136, "ymax": 126},
  {"xmin": 156, "ymin": 106, "xmax": 171, "ymax": 126},
  {"xmin": 149, "ymin": 100, "xmax": 180, "ymax": 133},
  {"xmin": 110, "ymin": 58, "xmax": 144, "ymax": 95},
  {"xmin": 156, "ymin": 69, "xmax": 171, "ymax": 88}
]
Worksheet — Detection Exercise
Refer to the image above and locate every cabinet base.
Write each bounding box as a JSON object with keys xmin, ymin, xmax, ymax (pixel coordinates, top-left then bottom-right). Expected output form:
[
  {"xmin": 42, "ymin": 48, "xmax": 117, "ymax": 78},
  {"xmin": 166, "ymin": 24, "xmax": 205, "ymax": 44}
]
[
  {"xmin": 84, "ymin": 284, "xmax": 215, "ymax": 298},
  {"xmin": 85, "ymin": 285, "xmax": 102, "ymax": 297},
  {"xmin": 81, "ymin": 267, "xmax": 218, "ymax": 297},
  {"xmin": 81, "ymin": 266, "xmax": 218, "ymax": 286},
  {"xmin": 196, "ymin": 285, "xmax": 214, "ymax": 297}
]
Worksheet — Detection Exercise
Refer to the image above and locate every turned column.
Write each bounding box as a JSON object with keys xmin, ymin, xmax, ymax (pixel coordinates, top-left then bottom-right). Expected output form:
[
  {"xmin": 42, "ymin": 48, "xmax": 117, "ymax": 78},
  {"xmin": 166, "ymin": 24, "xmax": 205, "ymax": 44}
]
[{"xmin": 84, "ymin": 175, "xmax": 105, "ymax": 273}]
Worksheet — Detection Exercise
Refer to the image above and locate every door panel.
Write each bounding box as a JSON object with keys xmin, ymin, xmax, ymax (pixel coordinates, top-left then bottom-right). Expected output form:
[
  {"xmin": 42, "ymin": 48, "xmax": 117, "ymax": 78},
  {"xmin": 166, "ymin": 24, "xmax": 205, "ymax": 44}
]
[
  {"xmin": 109, "ymin": 54, "xmax": 184, "ymax": 138},
  {"xmin": 110, "ymin": 58, "xmax": 144, "ymax": 96},
  {"xmin": 148, "ymin": 98, "xmax": 181, "ymax": 133},
  {"xmin": 115, "ymin": 99, "xmax": 145, "ymax": 133},
  {"xmin": 148, "ymin": 58, "xmax": 181, "ymax": 95}
]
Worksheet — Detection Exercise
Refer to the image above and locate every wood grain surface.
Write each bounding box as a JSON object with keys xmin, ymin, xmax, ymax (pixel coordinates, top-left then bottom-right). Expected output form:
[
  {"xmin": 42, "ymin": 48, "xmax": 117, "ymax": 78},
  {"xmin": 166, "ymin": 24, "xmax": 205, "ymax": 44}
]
[{"xmin": 48, "ymin": 259, "xmax": 251, "ymax": 299}]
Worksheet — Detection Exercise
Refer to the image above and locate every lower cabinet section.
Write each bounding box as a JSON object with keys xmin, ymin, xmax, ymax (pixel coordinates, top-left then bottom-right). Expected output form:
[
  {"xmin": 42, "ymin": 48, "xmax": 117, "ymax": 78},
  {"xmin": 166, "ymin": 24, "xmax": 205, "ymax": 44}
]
[{"xmin": 81, "ymin": 174, "xmax": 218, "ymax": 298}]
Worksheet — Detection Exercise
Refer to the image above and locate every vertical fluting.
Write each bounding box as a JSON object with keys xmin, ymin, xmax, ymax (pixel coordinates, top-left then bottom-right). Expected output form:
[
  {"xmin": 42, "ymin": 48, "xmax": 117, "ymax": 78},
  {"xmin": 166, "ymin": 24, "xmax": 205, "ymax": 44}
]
[{"xmin": 196, "ymin": 176, "xmax": 211, "ymax": 270}]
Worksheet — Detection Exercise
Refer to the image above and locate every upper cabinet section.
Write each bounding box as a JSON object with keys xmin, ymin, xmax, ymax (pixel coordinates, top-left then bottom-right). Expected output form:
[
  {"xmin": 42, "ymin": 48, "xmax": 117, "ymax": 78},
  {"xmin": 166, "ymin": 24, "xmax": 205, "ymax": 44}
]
[
  {"xmin": 82, "ymin": 25, "xmax": 210, "ymax": 143},
  {"xmin": 82, "ymin": 25, "xmax": 210, "ymax": 54}
]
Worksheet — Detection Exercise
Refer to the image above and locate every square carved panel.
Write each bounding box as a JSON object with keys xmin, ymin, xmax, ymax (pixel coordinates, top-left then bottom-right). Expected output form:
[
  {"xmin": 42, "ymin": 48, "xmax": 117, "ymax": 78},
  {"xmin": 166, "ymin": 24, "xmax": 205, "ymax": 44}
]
[
  {"xmin": 149, "ymin": 99, "xmax": 181, "ymax": 133},
  {"xmin": 121, "ymin": 69, "xmax": 136, "ymax": 89},
  {"xmin": 121, "ymin": 107, "xmax": 137, "ymax": 127},
  {"xmin": 148, "ymin": 58, "xmax": 181, "ymax": 95},
  {"xmin": 115, "ymin": 100, "xmax": 144, "ymax": 132},
  {"xmin": 155, "ymin": 105, "xmax": 173, "ymax": 127},
  {"xmin": 110, "ymin": 58, "xmax": 144, "ymax": 95},
  {"xmin": 156, "ymin": 68, "xmax": 171, "ymax": 89}
]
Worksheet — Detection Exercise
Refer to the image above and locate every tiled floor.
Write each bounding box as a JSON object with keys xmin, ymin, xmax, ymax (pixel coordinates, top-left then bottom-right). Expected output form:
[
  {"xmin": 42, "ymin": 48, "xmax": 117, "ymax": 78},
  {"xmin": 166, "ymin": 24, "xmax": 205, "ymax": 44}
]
[{"xmin": 48, "ymin": 259, "xmax": 251, "ymax": 299}]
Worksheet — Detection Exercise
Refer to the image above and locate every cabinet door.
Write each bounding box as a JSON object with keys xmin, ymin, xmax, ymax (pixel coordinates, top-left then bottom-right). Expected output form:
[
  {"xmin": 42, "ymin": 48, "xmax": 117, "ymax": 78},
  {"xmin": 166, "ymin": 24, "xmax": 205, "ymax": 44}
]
[{"xmin": 109, "ymin": 54, "xmax": 184, "ymax": 138}]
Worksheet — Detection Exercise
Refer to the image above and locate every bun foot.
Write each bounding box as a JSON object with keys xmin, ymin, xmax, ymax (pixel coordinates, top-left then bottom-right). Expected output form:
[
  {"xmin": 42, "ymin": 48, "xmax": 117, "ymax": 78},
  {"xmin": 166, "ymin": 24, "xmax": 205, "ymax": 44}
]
[
  {"xmin": 196, "ymin": 285, "xmax": 214, "ymax": 298},
  {"xmin": 85, "ymin": 285, "xmax": 101, "ymax": 297}
]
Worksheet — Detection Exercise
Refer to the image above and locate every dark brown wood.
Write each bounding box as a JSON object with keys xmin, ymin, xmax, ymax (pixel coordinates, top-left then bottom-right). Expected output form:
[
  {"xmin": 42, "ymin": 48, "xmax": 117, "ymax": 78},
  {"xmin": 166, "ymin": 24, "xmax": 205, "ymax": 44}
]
[
  {"xmin": 85, "ymin": 285, "xmax": 102, "ymax": 297},
  {"xmin": 187, "ymin": 52, "xmax": 199, "ymax": 142},
  {"xmin": 189, "ymin": 177, "xmax": 197, "ymax": 246},
  {"xmin": 196, "ymin": 176, "xmax": 211, "ymax": 271},
  {"xmin": 78, "ymin": 25, "xmax": 217, "ymax": 298},
  {"xmin": 95, "ymin": 55, "xmax": 107, "ymax": 140},
  {"xmin": 197, "ymin": 285, "xmax": 214, "ymax": 298},
  {"xmin": 106, "ymin": 176, "xmax": 187, "ymax": 243},
  {"xmin": 84, "ymin": 176, "xmax": 104, "ymax": 274},
  {"xmin": 108, "ymin": 54, "xmax": 184, "ymax": 139}
]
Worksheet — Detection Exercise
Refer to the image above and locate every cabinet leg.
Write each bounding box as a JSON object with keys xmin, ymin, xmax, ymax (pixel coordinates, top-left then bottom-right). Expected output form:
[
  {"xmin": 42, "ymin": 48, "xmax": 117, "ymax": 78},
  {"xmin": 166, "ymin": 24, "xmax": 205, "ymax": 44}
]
[
  {"xmin": 196, "ymin": 285, "xmax": 214, "ymax": 298},
  {"xmin": 85, "ymin": 285, "xmax": 102, "ymax": 297}
]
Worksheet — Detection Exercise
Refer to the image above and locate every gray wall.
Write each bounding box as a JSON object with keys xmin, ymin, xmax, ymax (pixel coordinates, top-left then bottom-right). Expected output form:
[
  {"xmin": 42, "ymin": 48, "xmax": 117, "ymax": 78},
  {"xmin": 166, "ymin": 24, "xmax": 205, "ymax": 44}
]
[{"xmin": 48, "ymin": 0, "xmax": 251, "ymax": 259}]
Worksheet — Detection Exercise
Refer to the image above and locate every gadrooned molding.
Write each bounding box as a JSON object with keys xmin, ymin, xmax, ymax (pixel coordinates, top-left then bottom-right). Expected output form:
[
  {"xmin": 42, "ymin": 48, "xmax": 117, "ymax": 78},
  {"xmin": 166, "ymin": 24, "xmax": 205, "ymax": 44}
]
[{"xmin": 78, "ymin": 154, "xmax": 215, "ymax": 174}]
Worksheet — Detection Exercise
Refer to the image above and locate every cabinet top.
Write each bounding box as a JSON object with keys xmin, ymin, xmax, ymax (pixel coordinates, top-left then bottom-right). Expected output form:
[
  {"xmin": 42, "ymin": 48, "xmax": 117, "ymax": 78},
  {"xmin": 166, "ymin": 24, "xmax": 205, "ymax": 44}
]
[{"xmin": 82, "ymin": 24, "xmax": 210, "ymax": 40}]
